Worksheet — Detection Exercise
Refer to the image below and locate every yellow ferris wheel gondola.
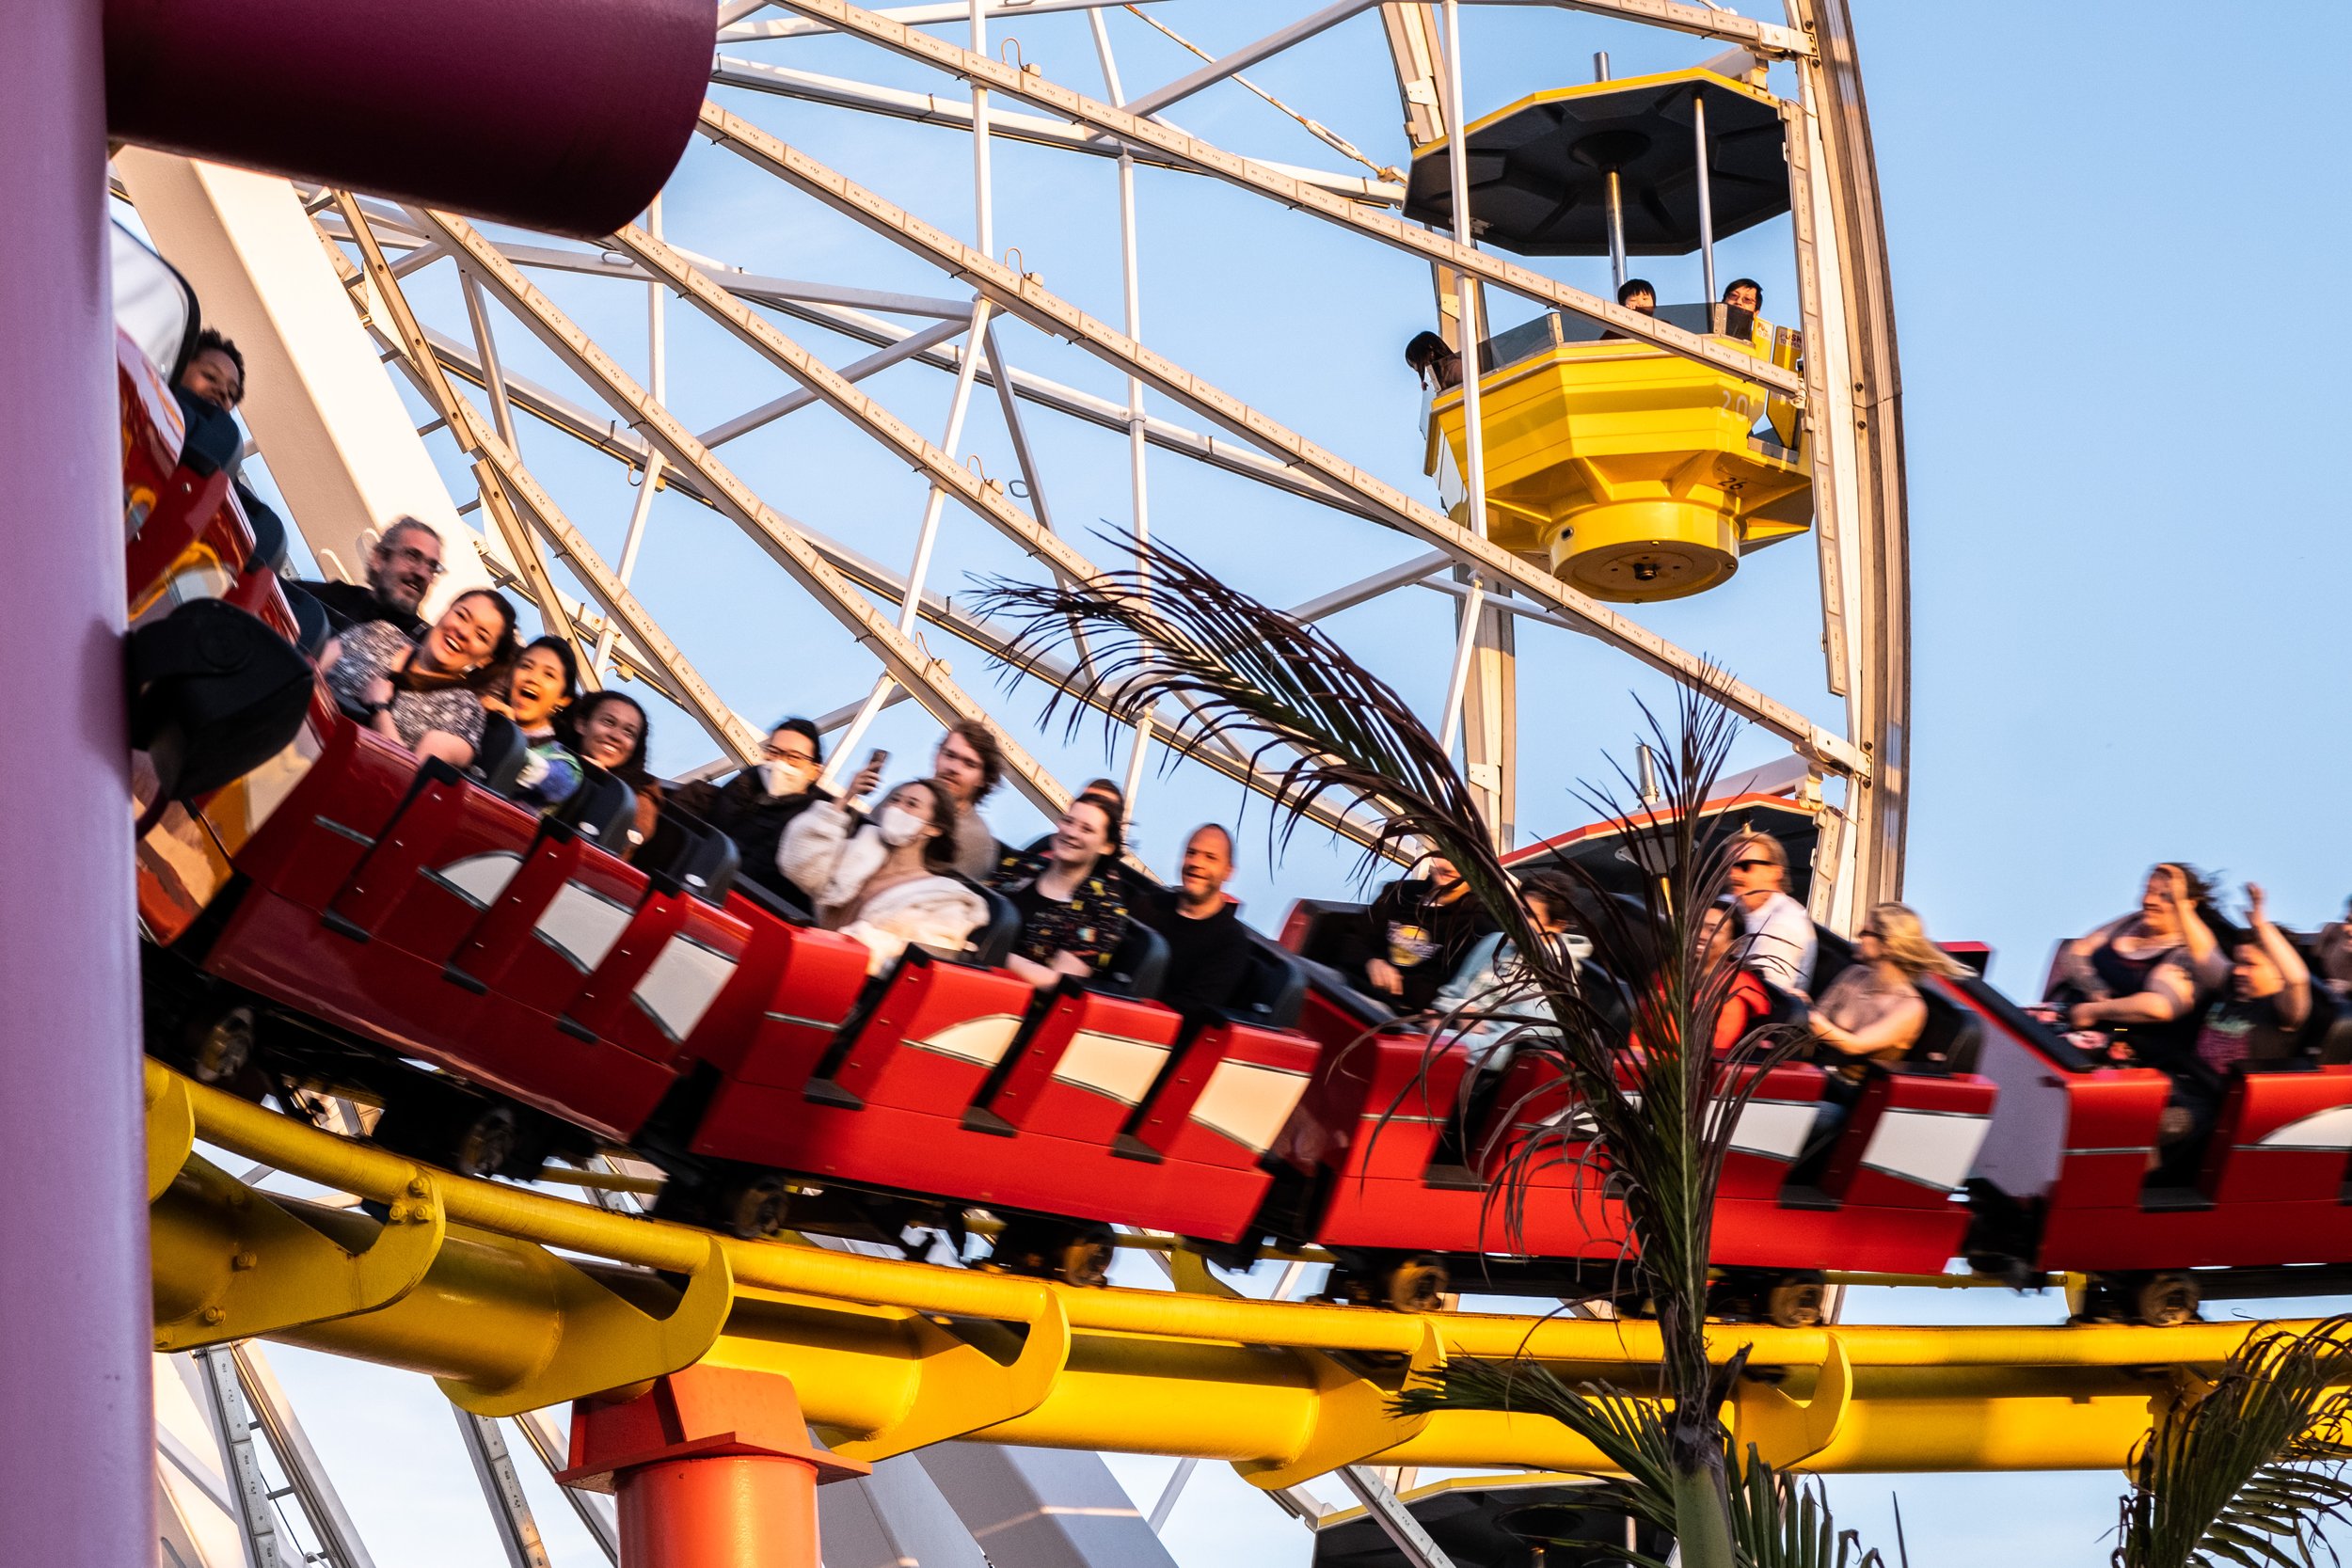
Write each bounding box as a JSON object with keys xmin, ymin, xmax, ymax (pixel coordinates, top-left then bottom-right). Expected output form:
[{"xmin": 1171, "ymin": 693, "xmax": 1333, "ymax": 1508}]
[{"xmin": 1409, "ymin": 65, "xmax": 1811, "ymax": 603}]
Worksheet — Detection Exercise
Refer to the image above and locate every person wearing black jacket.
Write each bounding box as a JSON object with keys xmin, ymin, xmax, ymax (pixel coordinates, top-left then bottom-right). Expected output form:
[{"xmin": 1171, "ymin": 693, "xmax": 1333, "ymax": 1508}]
[
  {"xmin": 289, "ymin": 515, "xmax": 443, "ymax": 640},
  {"xmin": 1335, "ymin": 855, "xmax": 1497, "ymax": 1015},
  {"xmin": 668, "ymin": 718, "xmax": 881, "ymax": 901},
  {"xmin": 1135, "ymin": 824, "xmax": 1257, "ymax": 1016}
]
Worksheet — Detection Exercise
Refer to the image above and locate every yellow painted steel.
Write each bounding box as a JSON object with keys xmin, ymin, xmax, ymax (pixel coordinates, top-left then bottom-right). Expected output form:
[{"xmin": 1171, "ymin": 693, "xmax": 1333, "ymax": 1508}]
[
  {"xmin": 146, "ymin": 1063, "xmax": 2320, "ymax": 1479},
  {"xmin": 1430, "ymin": 325, "xmax": 1810, "ymax": 603}
]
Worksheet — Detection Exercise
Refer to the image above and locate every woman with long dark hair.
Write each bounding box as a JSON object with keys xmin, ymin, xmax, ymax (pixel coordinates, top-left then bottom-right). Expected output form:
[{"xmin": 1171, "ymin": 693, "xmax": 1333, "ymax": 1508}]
[
  {"xmin": 491, "ymin": 635, "xmax": 582, "ymax": 808},
  {"xmin": 779, "ymin": 776, "xmax": 985, "ymax": 973},
  {"xmin": 325, "ymin": 587, "xmax": 519, "ymax": 769},
  {"xmin": 557, "ymin": 689, "xmax": 659, "ymax": 854},
  {"xmin": 987, "ymin": 795, "xmax": 1132, "ymax": 990},
  {"xmin": 2041, "ymin": 863, "xmax": 2227, "ymax": 1063}
]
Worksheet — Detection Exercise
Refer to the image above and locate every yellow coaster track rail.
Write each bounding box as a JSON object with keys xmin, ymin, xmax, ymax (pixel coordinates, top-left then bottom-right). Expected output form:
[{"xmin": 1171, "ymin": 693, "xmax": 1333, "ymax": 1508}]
[{"xmin": 148, "ymin": 1062, "xmax": 2312, "ymax": 1480}]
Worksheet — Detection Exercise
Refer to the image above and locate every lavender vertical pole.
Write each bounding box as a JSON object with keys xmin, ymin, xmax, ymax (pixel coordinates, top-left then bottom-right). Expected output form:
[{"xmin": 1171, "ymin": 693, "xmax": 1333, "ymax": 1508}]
[{"xmin": 0, "ymin": 1, "xmax": 153, "ymax": 1562}]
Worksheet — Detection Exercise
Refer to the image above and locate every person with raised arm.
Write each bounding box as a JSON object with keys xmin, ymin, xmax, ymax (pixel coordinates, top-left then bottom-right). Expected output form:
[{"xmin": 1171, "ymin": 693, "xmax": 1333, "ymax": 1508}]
[
  {"xmin": 2041, "ymin": 863, "xmax": 2227, "ymax": 1065},
  {"xmin": 779, "ymin": 777, "xmax": 985, "ymax": 974}
]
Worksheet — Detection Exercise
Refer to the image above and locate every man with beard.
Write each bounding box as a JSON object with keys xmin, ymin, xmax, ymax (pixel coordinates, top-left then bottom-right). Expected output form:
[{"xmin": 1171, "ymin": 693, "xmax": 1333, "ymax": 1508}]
[
  {"xmin": 1134, "ymin": 824, "xmax": 1258, "ymax": 1015},
  {"xmin": 292, "ymin": 515, "xmax": 444, "ymax": 639}
]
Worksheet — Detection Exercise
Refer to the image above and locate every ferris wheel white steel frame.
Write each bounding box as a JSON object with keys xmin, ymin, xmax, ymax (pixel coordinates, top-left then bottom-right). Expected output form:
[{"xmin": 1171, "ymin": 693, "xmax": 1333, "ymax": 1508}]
[
  {"xmin": 106, "ymin": 6, "xmax": 1918, "ymax": 1567},
  {"xmin": 148, "ymin": 0, "xmax": 1908, "ymax": 933}
]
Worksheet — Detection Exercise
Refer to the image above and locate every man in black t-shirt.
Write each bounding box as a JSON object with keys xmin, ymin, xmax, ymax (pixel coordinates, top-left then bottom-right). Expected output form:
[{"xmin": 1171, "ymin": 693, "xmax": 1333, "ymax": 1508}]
[
  {"xmin": 1136, "ymin": 824, "xmax": 1257, "ymax": 1015},
  {"xmin": 290, "ymin": 515, "xmax": 443, "ymax": 639},
  {"xmin": 1335, "ymin": 855, "xmax": 1497, "ymax": 1015}
]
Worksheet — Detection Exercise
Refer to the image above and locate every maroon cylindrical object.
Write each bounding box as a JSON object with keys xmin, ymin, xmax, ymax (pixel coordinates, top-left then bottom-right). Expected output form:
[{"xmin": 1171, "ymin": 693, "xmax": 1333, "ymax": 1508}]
[
  {"xmin": 103, "ymin": 0, "xmax": 714, "ymax": 238},
  {"xmin": 0, "ymin": 1, "xmax": 156, "ymax": 1563}
]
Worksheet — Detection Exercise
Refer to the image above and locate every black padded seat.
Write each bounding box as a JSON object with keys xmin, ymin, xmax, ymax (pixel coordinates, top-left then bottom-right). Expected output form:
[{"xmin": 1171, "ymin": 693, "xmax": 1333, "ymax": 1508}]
[
  {"xmin": 1904, "ymin": 984, "xmax": 1984, "ymax": 1076},
  {"xmin": 733, "ymin": 875, "xmax": 815, "ymax": 927},
  {"xmin": 548, "ymin": 766, "xmax": 637, "ymax": 852},
  {"xmin": 637, "ymin": 805, "xmax": 740, "ymax": 906},
  {"xmin": 1227, "ymin": 939, "xmax": 1309, "ymax": 1030},
  {"xmin": 1091, "ymin": 919, "xmax": 1168, "ymax": 1000},
  {"xmin": 958, "ymin": 880, "xmax": 1021, "ymax": 969},
  {"xmin": 232, "ymin": 481, "xmax": 288, "ymax": 576},
  {"xmin": 1285, "ymin": 898, "xmax": 1367, "ymax": 972},
  {"xmin": 469, "ymin": 715, "xmax": 529, "ymax": 797}
]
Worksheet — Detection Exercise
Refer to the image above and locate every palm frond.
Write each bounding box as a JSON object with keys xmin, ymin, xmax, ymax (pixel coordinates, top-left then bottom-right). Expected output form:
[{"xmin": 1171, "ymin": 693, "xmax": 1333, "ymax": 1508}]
[
  {"xmin": 1397, "ymin": 1361, "xmax": 1884, "ymax": 1568},
  {"xmin": 2117, "ymin": 1316, "xmax": 2352, "ymax": 1568},
  {"xmin": 977, "ymin": 539, "xmax": 1823, "ymax": 1566}
]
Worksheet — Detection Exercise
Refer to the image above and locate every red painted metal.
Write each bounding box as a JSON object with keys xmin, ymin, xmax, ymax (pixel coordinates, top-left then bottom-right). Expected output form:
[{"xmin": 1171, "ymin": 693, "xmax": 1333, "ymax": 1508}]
[
  {"xmin": 559, "ymin": 1367, "xmax": 866, "ymax": 1568},
  {"xmin": 103, "ymin": 0, "xmax": 714, "ymax": 239},
  {"xmin": 3, "ymin": 3, "xmax": 155, "ymax": 1561}
]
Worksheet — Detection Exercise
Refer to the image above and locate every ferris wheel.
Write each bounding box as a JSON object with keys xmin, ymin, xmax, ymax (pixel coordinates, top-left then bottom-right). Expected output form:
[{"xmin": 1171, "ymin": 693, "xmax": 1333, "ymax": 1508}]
[{"xmin": 119, "ymin": 0, "xmax": 1905, "ymax": 931}]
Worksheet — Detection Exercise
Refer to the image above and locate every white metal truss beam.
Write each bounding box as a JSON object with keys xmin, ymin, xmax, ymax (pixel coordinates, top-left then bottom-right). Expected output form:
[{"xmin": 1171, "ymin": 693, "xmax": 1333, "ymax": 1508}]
[
  {"xmin": 193, "ymin": 1346, "xmax": 286, "ymax": 1568},
  {"xmin": 761, "ymin": 1, "xmax": 1803, "ymax": 396},
  {"xmin": 1113, "ymin": 0, "xmax": 1373, "ymax": 121},
  {"xmin": 398, "ymin": 231, "xmax": 1375, "ymax": 521},
  {"xmin": 697, "ymin": 103, "xmax": 1865, "ymax": 776},
  {"xmin": 1494, "ymin": 0, "xmax": 1812, "ymax": 58},
  {"xmin": 414, "ymin": 207, "xmax": 1084, "ymax": 818},
  {"xmin": 710, "ymin": 56, "xmax": 1405, "ymax": 204},
  {"xmin": 514, "ymin": 1411, "xmax": 621, "ymax": 1564},
  {"xmin": 230, "ymin": 1346, "xmax": 376, "ymax": 1568},
  {"xmin": 1789, "ymin": 0, "xmax": 1910, "ymax": 912},
  {"xmin": 1338, "ymin": 1465, "xmax": 1459, "ymax": 1568},
  {"xmin": 336, "ymin": 198, "xmax": 764, "ymax": 762},
  {"xmin": 607, "ymin": 222, "xmax": 1105, "ymax": 590},
  {"xmin": 723, "ymin": 0, "xmax": 1165, "ymax": 43},
  {"xmin": 453, "ymin": 1410, "xmax": 554, "ymax": 1568},
  {"xmin": 698, "ymin": 317, "xmax": 974, "ymax": 448},
  {"xmin": 743, "ymin": 294, "xmax": 1375, "ymax": 520}
]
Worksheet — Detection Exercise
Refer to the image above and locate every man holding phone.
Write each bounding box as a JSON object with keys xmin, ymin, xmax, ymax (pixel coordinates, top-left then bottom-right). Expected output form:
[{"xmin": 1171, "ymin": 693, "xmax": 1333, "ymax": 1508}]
[{"xmin": 670, "ymin": 717, "xmax": 884, "ymax": 902}]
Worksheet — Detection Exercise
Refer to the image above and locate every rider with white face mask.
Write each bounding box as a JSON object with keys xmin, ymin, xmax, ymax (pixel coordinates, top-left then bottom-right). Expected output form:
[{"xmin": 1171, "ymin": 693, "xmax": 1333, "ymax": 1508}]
[
  {"xmin": 671, "ymin": 718, "xmax": 883, "ymax": 903},
  {"xmin": 777, "ymin": 777, "xmax": 986, "ymax": 974}
]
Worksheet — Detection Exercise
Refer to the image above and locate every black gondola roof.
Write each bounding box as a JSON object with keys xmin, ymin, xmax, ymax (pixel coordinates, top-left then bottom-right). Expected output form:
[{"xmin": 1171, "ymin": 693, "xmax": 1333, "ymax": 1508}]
[{"xmin": 1404, "ymin": 68, "xmax": 1790, "ymax": 258}]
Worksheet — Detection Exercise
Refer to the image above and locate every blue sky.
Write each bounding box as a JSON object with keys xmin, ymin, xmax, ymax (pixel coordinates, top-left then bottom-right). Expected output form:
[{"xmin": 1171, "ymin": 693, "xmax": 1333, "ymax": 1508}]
[{"xmin": 220, "ymin": 1, "xmax": 2352, "ymax": 1562}]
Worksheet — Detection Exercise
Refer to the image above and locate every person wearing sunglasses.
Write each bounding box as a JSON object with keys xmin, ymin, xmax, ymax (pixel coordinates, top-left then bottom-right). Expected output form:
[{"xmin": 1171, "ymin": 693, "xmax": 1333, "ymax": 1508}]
[
  {"xmin": 292, "ymin": 516, "xmax": 448, "ymax": 639},
  {"xmin": 1725, "ymin": 830, "xmax": 1817, "ymax": 997},
  {"xmin": 1808, "ymin": 905, "xmax": 1963, "ymax": 1078}
]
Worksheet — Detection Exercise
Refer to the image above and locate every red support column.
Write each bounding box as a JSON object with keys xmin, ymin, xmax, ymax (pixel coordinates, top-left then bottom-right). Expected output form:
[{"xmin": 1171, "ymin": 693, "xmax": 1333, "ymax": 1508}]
[
  {"xmin": 558, "ymin": 1367, "xmax": 869, "ymax": 1568},
  {"xmin": 0, "ymin": 2, "xmax": 154, "ymax": 1564}
]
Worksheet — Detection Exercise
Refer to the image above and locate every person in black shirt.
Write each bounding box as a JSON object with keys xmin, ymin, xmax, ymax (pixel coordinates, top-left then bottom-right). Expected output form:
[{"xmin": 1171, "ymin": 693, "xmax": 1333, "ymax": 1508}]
[
  {"xmin": 988, "ymin": 796, "xmax": 1130, "ymax": 990},
  {"xmin": 177, "ymin": 327, "xmax": 245, "ymax": 413},
  {"xmin": 1336, "ymin": 855, "xmax": 1497, "ymax": 1015},
  {"xmin": 1404, "ymin": 330, "xmax": 1463, "ymax": 391},
  {"xmin": 291, "ymin": 515, "xmax": 444, "ymax": 640},
  {"xmin": 669, "ymin": 718, "xmax": 882, "ymax": 903},
  {"xmin": 1136, "ymin": 824, "xmax": 1257, "ymax": 1016}
]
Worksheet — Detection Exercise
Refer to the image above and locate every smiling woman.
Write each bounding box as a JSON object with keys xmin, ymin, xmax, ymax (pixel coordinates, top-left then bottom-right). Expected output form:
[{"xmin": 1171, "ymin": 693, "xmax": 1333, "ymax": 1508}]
[{"xmin": 323, "ymin": 587, "xmax": 519, "ymax": 770}]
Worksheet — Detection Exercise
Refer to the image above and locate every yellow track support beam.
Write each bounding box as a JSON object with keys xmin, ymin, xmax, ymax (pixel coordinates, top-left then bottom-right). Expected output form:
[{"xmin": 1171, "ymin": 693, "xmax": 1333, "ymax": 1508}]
[{"xmin": 147, "ymin": 1063, "xmax": 2322, "ymax": 1476}]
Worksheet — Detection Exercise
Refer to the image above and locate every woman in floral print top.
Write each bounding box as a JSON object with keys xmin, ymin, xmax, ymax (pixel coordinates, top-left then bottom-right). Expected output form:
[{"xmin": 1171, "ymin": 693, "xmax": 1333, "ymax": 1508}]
[{"xmin": 987, "ymin": 795, "xmax": 1130, "ymax": 989}]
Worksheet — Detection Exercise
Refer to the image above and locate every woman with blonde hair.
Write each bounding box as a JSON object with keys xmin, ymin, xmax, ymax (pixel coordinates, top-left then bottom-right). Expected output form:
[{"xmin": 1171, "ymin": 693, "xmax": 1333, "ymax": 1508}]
[{"xmin": 1808, "ymin": 902, "xmax": 1963, "ymax": 1079}]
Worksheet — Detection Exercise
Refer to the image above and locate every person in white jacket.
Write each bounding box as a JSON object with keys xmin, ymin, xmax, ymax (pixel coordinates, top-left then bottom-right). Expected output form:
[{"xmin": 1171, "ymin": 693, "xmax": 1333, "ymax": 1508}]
[{"xmin": 778, "ymin": 778, "xmax": 986, "ymax": 974}]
